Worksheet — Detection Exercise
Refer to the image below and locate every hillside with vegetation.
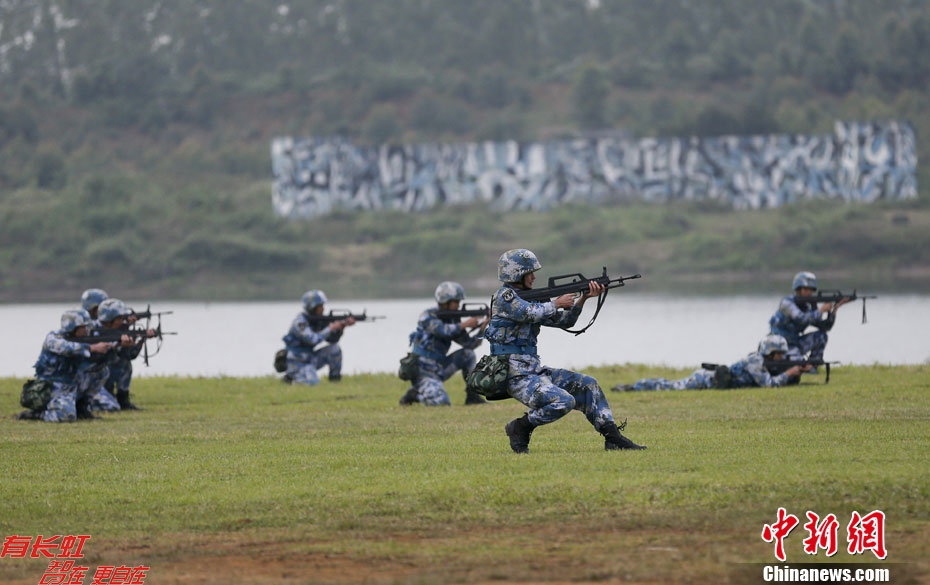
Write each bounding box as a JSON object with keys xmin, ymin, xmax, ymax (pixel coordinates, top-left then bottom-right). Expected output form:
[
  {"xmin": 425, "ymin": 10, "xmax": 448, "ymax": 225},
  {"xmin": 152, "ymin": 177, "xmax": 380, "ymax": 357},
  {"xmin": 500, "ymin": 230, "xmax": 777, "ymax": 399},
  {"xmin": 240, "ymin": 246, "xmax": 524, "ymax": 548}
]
[{"xmin": 1, "ymin": 0, "xmax": 929, "ymax": 301}]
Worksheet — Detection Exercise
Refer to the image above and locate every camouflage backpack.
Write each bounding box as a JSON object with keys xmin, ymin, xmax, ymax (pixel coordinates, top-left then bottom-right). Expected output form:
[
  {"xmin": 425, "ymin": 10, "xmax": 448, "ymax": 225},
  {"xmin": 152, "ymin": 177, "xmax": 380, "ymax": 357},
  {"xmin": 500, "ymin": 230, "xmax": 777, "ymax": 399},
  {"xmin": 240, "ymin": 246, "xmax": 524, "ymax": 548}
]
[
  {"xmin": 398, "ymin": 353, "xmax": 419, "ymax": 382},
  {"xmin": 273, "ymin": 349, "xmax": 288, "ymax": 373},
  {"xmin": 20, "ymin": 379, "xmax": 54, "ymax": 411},
  {"xmin": 465, "ymin": 355, "xmax": 511, "ymax": 401}
]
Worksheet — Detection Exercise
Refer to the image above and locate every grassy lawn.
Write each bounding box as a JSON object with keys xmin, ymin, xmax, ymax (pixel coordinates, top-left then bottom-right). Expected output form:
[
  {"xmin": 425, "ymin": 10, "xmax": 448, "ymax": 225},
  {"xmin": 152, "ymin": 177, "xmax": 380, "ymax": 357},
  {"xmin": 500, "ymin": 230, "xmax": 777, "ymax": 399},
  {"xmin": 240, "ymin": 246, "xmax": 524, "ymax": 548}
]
[{"xmin": 1, "ymin": 365, "xmax": 927, "ymax": 584}]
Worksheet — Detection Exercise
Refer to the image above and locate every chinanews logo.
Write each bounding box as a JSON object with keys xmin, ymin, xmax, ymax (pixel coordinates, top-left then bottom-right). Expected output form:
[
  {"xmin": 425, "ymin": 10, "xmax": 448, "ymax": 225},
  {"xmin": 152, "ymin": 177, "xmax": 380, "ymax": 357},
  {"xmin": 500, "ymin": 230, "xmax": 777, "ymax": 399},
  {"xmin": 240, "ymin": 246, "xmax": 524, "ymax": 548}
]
[{"xmin": 758, "ymin": 509, "xmax": 891, "ymax": 584}]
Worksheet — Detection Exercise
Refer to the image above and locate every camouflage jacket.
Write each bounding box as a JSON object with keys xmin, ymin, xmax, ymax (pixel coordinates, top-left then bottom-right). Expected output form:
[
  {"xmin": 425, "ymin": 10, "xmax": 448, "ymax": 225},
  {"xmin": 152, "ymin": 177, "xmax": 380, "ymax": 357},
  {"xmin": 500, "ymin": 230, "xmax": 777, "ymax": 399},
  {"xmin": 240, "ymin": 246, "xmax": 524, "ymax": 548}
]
[
  {"xmin": 283, "ymin": 312, "xmax": 341, "ymax": 360},
  {"xmin": 409, "ymin": 307, "xmax": 482, "ymax": 361},
  {"xmin": 729, "ymin": 351, "xmax": 791, "ymax": 388},
  {"xmin": 483, "ymin": 284, "xmax": 583, "ymax": 354},
  {"xmin": 34, "ymin": 330, "xmax": 93, "ymax": 383},
  {"xmin": 769, "ymin": 296, "xmax": 830, "ymax": 346}
]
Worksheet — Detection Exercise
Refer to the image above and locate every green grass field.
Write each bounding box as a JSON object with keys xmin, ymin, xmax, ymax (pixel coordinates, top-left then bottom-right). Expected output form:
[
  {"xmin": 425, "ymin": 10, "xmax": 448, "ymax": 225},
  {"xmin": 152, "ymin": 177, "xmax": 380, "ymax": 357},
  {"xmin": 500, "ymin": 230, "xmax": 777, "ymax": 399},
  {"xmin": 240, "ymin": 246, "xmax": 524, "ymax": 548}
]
[{"xmin": 1, "ymin": 366, "xmax": 928, "ymax": 584}]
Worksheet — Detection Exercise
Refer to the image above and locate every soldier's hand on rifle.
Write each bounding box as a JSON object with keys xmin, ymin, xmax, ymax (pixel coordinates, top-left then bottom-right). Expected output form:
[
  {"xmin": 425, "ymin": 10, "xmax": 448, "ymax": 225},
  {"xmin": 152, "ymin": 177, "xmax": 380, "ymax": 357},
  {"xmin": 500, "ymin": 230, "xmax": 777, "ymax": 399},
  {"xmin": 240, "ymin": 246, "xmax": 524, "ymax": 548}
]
[
  {"xmin": 785, "ymin": 365, "xmax": 803, "ymax": 377},
  {"xmin": 345, "ymin": 316, "xmax": 357, "ymax": 326},
  {"xmin": 834, "ymin": 297, "xmax": 853, "ymax": 311},
  {"xmin": 478, "ymin": 318, "xmax": 489, "ymax": 333},
  {"xmin": 127, "ymin": 314, "xmax": 139, "ymax": 325},
  {"xmin": 89, "ymin": 342, "xmax": 113, "ymax": 354},
  {"xmin": 330, "ymin": 320, "xmax": 346, "ymax": 332},
  {"xmin": 576, "ymin": 280, "xmax": 605, "ymax": 306},
  {"xmin": 554, "ymin": 294, "xmax": 575, "ymax": 310},
  {"xmin": 462, "ymin": 317, "xmax": 480, "ymax": 329},
  {"xmin": 119, "ymin": 334, "xmax": 134, "ymax": 347}
]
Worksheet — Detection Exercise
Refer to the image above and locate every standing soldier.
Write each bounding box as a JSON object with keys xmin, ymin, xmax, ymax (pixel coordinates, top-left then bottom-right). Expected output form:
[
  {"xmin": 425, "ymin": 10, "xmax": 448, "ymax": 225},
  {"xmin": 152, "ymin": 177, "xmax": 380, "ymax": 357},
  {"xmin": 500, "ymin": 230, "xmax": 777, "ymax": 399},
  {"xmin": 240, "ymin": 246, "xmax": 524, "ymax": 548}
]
[
  {"xmin": 283, "ymin": 290, "xmax": 354, "ymax": 385},
  {"xmin": 769, "ymin": 272, "xmax": 850, "ymax": 366},
  {"xmin": 613, "ymin": 334, "xmax": 810, "ymax": 392},
  {"xmin": 81, "ymin": 288, "xmax": 108, "ymax": 320},
  {"xmin": 18, "ymin": 310, "xmax": 113, "ymax": 422},
  {"xmin": 399, "ymin": 281, "xmax": 488, "ymax": 406},
  {"xmin": 484, "ymin": 249, "xmax": 646, "ymax": 453}
]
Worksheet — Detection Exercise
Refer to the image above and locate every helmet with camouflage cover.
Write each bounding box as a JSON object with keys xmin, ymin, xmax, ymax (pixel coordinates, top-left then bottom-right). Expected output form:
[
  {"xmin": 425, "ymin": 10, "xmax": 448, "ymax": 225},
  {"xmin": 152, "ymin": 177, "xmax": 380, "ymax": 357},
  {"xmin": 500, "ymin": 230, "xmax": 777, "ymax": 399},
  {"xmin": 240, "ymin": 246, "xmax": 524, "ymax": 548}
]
[
  {"xmin": 98, "ymin": 298, "xmax": 132, "ymax": 323},
  {"xmin": 758, "ymin": 334, "xmax": 789, "ymax": 356},
  {"xmin": 434, "ymin": 281, "xmax": 465, "ymax": 304},
  {"xmin": 792, "ymin": 271, "xmax": 817, "ymax": 291},
  {"xmin": 81, "ymin": 288, "xmax": 109, "ymax": 312},
  {"xmin": 61, "ymin": 309, "xmax": 93, "ymax": 333},
  {"xmin": 498, "ymin": 249, "xmax": 542, "ymax": 283},
  {"xmin": 302, "ymin": 290, "xmax": 328, "ymax": 312}
]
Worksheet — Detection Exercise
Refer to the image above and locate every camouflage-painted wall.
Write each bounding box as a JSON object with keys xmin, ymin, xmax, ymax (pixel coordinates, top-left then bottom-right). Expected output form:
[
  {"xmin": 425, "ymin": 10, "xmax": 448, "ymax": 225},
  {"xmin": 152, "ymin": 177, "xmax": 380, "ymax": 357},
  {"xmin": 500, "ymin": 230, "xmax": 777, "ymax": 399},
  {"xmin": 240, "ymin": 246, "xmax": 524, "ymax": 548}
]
[{"xmin": 271, "ymin": 120, "xmax": 917, "ymax": 218}]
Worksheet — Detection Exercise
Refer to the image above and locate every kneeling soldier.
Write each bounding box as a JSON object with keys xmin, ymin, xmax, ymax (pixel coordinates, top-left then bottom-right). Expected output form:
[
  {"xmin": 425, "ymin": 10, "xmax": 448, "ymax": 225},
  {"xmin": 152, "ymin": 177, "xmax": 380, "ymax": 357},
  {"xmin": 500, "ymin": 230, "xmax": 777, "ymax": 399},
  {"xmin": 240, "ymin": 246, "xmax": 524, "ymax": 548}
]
[
  {"xmin": 400, "ymin": 281, "xmax": 487, "ymax": 406},
  {"xmin": 613, "ymin": 334, "xmax": 809, "ymax": 392},
  {"xmin": 485, "ymin": 249, "xmax": 645, "ymax": 453},
  {"xmin": 97, "ymin": 298, "xmax": 153, "ymax": 410},
  {"xmin": 769, "ymin": 271, "xmax": 849, "ymax": 366},
  {"xmin": 283, "ymin": 290, "xmax": 353, "ymax": 385},
  {"xmin": 19, "ymin": 310, "xmax": 113, "ymax": 422}
]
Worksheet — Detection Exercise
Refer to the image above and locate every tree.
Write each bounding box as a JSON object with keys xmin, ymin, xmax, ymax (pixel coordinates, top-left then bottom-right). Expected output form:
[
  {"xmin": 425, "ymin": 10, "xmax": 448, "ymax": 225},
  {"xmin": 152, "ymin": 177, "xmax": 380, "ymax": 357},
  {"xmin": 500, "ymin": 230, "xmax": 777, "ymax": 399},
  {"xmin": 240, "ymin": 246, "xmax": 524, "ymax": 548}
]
[{"xmin": 573, "ymin": 63, "xmax": 609, "ymax": 130}]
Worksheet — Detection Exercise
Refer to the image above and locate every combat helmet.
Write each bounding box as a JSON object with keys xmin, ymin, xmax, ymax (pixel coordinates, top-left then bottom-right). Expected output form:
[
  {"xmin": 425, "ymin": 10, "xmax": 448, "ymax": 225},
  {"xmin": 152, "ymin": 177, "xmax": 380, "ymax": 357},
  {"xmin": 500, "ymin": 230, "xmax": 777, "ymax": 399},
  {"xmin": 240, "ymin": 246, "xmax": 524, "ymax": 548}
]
[
  {"xmin": 498, "ymin": 249, "xmax": 542, "ymax": 283},
  {"xmin": 81, "ymin": 288, "xmax": 109, "ymax": 312},
  {"xmin": 792, "ymin": 271, "xmax": 817, "ymax": 291},
  {"xmin": 302, "ymin": 290, "xmax": 328, "ymax": 312},
  {"xmin": 98, "ymin": 299, "xmax": 132, "ymax": 323},
  {"xmin": 758, "ymin": 334, "xmax": 789, "ymax": 356},
  {"xmin": 434, "ymin": 281, "xmax": 465, "ymax": 304},
  {"xmin": 61, "ymin": 309, "xmax": 93, "ymax": 333}
]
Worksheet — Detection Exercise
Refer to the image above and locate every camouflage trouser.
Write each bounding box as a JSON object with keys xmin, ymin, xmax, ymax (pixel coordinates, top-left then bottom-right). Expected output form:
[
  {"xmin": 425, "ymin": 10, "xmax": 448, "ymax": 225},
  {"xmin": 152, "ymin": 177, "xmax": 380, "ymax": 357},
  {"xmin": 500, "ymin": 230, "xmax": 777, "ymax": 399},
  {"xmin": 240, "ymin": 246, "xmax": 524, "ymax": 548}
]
[
  {"xmin": 787, "ymin": 331, "xmax": 828, "ymax": 362},
  {"xmin": 287, "ymin": 344, "xmax": 342, "ymax": 386},
  {"xmin": 414, "ymin": 348, "xmax": 476, "ymax": 406},
  {"xmin": 78, "ymin": 364, "xmax": 121, "ymax": 412},
  {"xmin": 40, "ymin": 381, "xmax": 80, "ymax": 422},
  {"xmin": 105, "ymin": 359, "xmax": 133, "ymax": 393},
  {"xmin": 632, "ymin": 369, "xmax": 715, "ymax": 391},
  {"xmin": 507, "ymin": 355, "xmax": 615, "ymax": 431}
]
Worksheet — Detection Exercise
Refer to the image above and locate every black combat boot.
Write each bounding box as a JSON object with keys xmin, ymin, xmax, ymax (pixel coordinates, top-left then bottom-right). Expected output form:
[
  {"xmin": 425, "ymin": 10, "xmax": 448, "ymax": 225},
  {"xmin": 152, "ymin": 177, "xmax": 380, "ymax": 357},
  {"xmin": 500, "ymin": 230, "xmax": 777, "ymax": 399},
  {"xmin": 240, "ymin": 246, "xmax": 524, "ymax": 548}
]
[
  {"xmin": 117, "ymin": 390, "xmax": 141, "ymax": 410},
  {"xmin": 610, "ymin": 383, "xmax": 635, "ymax": 392},
  {"xmin": 713, "ymin": 365, "xmax": 732, "ymax": 389},
  {"xmin": 75, "ymin": 398, "xmax": 98, "ymax": 420},
  {"xmin": 16, "ymin": 409, "xmax": 42, "ymax": 421},
  {"xmin": 464, "ymin": 389, "xmax": 487, "ymax": 405},
  {"xmin": 504, "ymin": 414, "xmax": 536, "ymax": 454},
  {"xmin": 399, "ymin": 386, "xmax": 419, "ymax": 406},
  {"xmin": 601, "ymin": 421, "xmax": 646, "ymax": 451},
  {"xmin": 328, "ymin": 373, "xmax": 342, "ymax": 382}
]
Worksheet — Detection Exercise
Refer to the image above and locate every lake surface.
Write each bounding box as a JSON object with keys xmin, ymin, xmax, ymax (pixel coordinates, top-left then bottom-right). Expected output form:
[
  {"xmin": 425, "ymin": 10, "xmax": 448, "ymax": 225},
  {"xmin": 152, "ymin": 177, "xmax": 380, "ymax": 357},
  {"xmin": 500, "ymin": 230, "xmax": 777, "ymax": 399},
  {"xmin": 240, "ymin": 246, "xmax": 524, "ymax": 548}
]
[{"xmin": 1, "ymin": 295, "xmax": 928, "ymax": 379}]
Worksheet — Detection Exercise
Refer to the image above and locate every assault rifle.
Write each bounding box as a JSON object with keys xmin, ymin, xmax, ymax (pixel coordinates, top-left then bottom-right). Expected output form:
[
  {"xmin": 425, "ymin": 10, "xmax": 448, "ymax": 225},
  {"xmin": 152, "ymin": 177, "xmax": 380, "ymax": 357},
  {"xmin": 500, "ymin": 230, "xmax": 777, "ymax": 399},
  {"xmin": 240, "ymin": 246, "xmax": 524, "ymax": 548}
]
[
  {"xmin": 67, "ymin": 325, "xmax": 178, "ymax": 366},
  {"xmin": 306, "ymin": 309, "xmax": 385, "ymax": 325},
  {"xmin": 792, "ymin": 289, "xmax": 878, "ymax": 324},
  {"xmin": 435, "ymin": 303, "xmax": 490, "ymax": 320},
  {"xmin": 762, "ymin": 359, "xmax": 839, "ymax": 383},
  {"xmin": 130, "ymin": 305, "xmax": 174, "ymax": 321},
  {"xmin": 514, "ymin": 268, "xmax": 642, "ymax": 335}
]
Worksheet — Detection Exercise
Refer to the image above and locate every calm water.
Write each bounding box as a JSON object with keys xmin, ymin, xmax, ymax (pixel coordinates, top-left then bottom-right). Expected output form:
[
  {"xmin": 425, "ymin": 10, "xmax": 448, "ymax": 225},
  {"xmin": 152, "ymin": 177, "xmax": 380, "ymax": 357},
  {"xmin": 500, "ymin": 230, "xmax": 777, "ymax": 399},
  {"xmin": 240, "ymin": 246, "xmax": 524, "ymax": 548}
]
[{"xmin": 1, "ymin": 295, "xmax": 928, "ymax": 379}]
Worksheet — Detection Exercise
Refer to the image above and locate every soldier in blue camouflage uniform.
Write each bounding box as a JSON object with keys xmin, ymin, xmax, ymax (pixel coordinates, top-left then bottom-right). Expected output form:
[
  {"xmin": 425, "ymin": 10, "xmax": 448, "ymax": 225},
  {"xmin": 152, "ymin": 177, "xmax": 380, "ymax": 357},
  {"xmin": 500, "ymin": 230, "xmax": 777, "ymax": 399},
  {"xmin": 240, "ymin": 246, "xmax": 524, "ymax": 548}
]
[
  {"xmin": 81, "ymin": 288, "xmax": 108, "ymax": 320},
  {"xmin": 95, "ymin": 298, "xmax": 154, "ymax": 410},
  {"xmin": 399, "ymin": 281, "xmax": 488, "ymax": 406},
  {"xmin": 485, "ymin": 249, "xmax": 646, "ymax": 453},
  {"xmin": 18, "ymin": 310, "xmax": 115, "ymax": 422},
  {"xmin": 613, "ymin": 335, "xmax": 810, "ymax": 392},
  {"xmin": 769, "ymin": 272, "xmax": 851, "ymax": 366},
  {"xmin": 283, "ymin": 290, "xmax": 354, "ymax": 385}
]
